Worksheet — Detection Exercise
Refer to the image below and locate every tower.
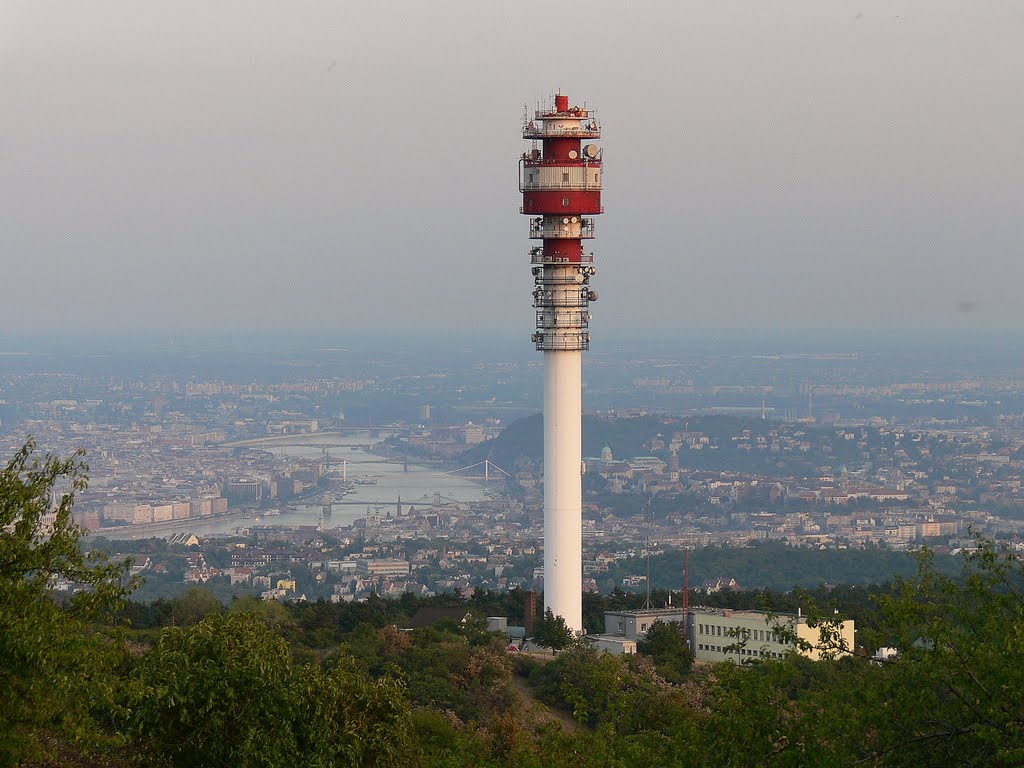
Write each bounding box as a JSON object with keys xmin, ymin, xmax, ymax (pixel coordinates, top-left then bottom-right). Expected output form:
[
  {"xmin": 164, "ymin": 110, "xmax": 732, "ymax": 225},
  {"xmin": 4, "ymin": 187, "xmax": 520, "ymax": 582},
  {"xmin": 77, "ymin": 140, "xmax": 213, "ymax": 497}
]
[{"xmin": 521, "ymin": 92, "xmax": 602, "ymax": 634}]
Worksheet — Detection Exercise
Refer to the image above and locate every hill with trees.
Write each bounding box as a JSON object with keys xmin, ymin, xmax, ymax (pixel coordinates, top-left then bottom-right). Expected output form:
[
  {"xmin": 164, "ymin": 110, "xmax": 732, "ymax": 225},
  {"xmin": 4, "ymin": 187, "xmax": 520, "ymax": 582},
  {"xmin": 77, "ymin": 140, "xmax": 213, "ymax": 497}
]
[
  {"xmin": 602, "ymin": 540, "xmax": 960, "ymax": 593},
  {"xmin": 460, "ymin": 413, "xmax": 864, "ymax": 475},
  {"xmin": 460, "ymin": 413, "xmax": 677, "ymax": 470}
]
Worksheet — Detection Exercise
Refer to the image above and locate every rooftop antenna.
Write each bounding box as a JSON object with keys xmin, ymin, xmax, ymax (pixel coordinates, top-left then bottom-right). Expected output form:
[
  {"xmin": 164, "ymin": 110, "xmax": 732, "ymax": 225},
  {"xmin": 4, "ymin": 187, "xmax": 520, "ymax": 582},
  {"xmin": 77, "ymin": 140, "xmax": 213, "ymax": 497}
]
[
  {"xmin": 683, "ymin": 545, "xmax": 691, "ymax": 650},
  {"xmin": 683, "ymin": 548, "xmax": 690, "ymax": 612},
  {"xmin": 642, "ymin": 497, "xmax": 654, "ymax": 609}
]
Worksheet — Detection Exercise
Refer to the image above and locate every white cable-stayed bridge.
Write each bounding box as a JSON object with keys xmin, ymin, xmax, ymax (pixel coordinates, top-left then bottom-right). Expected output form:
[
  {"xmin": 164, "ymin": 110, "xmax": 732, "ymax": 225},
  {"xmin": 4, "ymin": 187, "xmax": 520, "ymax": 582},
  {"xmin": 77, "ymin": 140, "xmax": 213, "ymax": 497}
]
[{"xmin": 317, "ymin": 459, "xmax": 511, "ymax": 508}]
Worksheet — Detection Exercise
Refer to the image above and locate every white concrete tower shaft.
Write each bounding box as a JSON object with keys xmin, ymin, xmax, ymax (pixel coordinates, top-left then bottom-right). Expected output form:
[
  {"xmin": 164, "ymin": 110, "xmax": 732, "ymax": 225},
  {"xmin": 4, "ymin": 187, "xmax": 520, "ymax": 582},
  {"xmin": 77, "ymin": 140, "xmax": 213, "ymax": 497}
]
[
  {"xmin": 543, "ymin": 348, "xmax": 583, "ymax": 632},
  {"xmin": 520, "ymin": 92, "xmax": 602, "ymax": 635}
]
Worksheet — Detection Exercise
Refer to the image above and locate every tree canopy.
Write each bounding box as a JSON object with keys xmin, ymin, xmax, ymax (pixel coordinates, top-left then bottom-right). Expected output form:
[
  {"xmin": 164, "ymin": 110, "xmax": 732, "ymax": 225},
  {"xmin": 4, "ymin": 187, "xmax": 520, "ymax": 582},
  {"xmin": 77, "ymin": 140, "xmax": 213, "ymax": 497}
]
[
  {"xmin": 532, "ymin": 608, "xmax": 573, "ymax": 653},
  {"xmin": 0, "ymin": 440, "xmax": 132, "ymax": 762},
  {"xmin": 636, "ymin": 620, "xmax": 694, "ymax": 683}
]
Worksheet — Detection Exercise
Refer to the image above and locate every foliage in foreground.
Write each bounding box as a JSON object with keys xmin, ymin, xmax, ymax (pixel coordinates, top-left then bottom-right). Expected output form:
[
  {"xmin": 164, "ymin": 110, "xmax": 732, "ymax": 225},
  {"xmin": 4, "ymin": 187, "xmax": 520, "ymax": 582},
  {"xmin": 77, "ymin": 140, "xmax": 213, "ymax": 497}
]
[
  {"xmin": 125, "ymin": 613, "xmax": 412, "ymax": 768},
  {"xmin": 0, "ymin": 441, "xmax": 133, "ymax": 763},
  {"xmin": 5, "ymin": 440, "xmax": 1024, "ymax": 767}
]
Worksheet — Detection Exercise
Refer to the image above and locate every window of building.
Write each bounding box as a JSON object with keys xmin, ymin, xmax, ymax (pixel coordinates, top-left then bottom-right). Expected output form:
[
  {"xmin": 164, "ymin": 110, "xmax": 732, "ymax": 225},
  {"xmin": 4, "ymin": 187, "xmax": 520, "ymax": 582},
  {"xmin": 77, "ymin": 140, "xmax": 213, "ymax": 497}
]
[{"xmin": 562, "ymin": 172, "xmax": 570, "ymax": 184}]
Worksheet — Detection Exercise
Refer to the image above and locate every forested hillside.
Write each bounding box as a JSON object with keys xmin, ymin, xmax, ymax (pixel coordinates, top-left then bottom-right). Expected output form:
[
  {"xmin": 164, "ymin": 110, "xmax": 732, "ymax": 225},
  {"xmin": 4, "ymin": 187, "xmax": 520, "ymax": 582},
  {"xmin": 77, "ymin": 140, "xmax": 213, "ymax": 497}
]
[
  {"xmin": 461, "ymin": 413, "xmax": 863, "ymax": 474},
  {"xmin": 460, "ymin": 413, "xmax": 677, "ymax": 469},
  {"xmin": 604, "ymin": 540, "xmax": 961, "ymax": 593}
]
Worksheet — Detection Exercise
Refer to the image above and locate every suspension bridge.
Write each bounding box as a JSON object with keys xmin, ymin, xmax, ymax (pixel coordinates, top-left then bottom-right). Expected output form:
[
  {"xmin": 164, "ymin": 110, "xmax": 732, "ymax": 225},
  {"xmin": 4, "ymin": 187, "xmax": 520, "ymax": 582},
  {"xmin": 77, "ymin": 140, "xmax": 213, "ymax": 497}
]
[{"xmin": 441, "ymin": 459, "xmax": 512, "ymax": 482}]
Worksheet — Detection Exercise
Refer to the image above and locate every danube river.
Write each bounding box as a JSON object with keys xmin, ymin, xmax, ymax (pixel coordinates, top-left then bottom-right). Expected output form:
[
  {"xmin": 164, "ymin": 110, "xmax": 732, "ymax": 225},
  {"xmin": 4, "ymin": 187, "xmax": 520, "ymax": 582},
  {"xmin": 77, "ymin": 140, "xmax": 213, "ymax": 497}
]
[{"xmin": 101, "ymin": 432, "xmax": 487, "ymax": 539}]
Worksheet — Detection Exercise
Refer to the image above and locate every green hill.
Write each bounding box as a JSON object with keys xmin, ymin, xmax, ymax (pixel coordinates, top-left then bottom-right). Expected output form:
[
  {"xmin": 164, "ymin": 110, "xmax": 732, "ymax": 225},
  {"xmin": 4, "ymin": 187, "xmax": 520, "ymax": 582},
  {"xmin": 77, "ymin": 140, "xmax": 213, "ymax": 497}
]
[{"xmin": 460, "ymin": 413, "xmax": 678, "ymax": 470}]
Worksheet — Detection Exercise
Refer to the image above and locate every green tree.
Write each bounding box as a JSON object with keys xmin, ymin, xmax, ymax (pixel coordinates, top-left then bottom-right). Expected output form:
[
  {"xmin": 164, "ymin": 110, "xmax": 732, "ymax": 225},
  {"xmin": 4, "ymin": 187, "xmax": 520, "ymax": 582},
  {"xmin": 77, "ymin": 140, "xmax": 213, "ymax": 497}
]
[
  {"xmin": 293, "ymin": 658, "xmax": 414, "ymax": 768},
  {"xmin": 690, "ymin": 539, "xmax": 1024, "ymax": 767},
  {"xmin": 126, "ymin": 613, "xmax": 290, "ymax": 766},
  {"xmin": 532, "ymin": 608, "xmax": 573, "ymax": 654},
  {"xmin": 126, "ymin": 612, "xmax": 413, "ymax": 767},
  {"xmin": 856, "ymin": 541, "xmax": 1024, "ymax": 766},
  {"xmin": 636, "ymin": 620, "xmax": 694, "ymax": 683},
  {"xmin": 0, "ymin": 440, "xmax": 132, "ymax": 762},
  {"xmin": 167, "ymin": 585, "xmax": 223, "ymax": 626}
]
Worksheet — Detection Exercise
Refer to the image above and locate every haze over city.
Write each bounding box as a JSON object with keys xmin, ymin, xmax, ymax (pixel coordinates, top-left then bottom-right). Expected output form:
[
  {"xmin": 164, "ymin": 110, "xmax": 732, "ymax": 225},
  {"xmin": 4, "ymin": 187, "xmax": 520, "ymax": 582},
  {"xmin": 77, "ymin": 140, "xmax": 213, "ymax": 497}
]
[{"xmin": 3, "ymin": 0, "xmax": 1021, "ymax": 335}]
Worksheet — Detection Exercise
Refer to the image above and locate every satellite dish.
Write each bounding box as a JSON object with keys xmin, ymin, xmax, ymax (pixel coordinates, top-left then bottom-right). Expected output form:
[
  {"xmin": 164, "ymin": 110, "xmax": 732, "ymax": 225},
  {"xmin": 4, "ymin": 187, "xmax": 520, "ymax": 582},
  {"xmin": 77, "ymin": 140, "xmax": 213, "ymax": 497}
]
[{"xmin": 583, "ymin": 144, "xmax": 599, "ymax": 159}]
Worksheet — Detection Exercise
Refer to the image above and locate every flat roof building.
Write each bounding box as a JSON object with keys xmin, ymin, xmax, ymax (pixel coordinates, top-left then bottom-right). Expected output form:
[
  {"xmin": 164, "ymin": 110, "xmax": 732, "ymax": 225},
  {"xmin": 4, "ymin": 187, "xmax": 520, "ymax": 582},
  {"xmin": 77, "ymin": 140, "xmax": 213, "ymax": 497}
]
[
  {"xmin": 604, "ymin": 608, "xmax": 687, "ymax": 640},
  {"xmin": 595, "ymin": 606, "xmax": 854, "ymax": 664}
]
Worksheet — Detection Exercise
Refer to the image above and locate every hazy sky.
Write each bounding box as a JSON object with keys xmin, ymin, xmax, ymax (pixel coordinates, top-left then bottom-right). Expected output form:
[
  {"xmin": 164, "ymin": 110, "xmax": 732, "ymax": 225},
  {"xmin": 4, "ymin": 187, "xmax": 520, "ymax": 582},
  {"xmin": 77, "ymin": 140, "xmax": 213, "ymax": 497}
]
[{"xmin": 2, "ymin": 1, "xmax": 1021, "ymax": 334}]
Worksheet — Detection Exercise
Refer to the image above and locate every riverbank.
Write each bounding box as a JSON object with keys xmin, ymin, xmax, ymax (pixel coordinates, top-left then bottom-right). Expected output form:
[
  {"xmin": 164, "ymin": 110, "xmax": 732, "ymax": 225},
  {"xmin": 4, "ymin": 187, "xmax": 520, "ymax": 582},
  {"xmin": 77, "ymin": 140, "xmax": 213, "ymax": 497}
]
[{"xmin": 88, "ymin": 431, "xmax": 487, "ymax": 540}]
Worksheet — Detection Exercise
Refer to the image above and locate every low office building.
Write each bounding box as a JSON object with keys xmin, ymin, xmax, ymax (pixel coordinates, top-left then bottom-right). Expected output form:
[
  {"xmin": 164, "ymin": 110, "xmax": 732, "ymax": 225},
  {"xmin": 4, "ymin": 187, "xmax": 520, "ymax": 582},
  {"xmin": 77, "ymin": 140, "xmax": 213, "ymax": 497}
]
[
  {"xmin": 588, "ymin": 635, "xmax": 638, "ymax": 655},
  {"xmin": 595, "ymin": 606, "xmax": 854, "ymax": 663},
  {"xmin": 604, "ymin": 608, "xmax": 687, "ymax": 640},
  {"xmin": 692, "ymin": 608, "xmax": 854, "ymax": 663},
  {"xmin": 357, "ymin": 558, "xmax": 411, "ymax": 578}
]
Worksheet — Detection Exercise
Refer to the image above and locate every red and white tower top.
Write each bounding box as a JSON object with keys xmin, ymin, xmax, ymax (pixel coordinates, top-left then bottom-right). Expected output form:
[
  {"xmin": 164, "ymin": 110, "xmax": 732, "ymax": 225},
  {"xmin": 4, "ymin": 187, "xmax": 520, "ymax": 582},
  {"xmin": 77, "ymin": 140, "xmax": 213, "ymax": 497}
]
[{"xmin": 521, "ymin": 93, "xmax": 603, "ymax": 352}]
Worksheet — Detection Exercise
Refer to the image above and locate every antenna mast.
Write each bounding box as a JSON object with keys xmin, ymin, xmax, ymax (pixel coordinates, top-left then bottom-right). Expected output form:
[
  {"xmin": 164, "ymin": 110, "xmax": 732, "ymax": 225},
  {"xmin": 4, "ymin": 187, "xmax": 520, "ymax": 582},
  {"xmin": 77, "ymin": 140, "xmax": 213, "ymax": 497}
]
[
  {"xmin": 683, "ymin": 546, "xmax": 690, "ymax": 649},
  {"xmin": 643, "ymin": 498, "xmax": 653, "ymax": 609},
  {"xmin": 683, "ymin": 547, "xmax": 689, "ymax": 616}
]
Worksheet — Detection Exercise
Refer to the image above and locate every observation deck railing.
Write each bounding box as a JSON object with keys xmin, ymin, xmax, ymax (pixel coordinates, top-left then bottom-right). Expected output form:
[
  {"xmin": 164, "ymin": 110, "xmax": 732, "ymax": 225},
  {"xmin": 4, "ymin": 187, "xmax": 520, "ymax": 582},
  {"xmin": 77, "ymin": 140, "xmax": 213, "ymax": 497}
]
[
  {"xmin": 533, "ymin": 293, "xmax": 589, "ymax": 309},
  {"xmin": 521, "ymin": 205, "xmax": 603, "ymax": 215},
  {"xmin": 523, "ymin": 124, "xmax": 601, "ymax": 139},
  {"xmin": 530, "ymin": 251, "xmax": 594, "ymax": 265},
  {"xmin": 529, "ymin": 219, "xmax": 595, "ymax": 239},
  {"xmin": 520, "ymin": 179, "xmax": 602, "ymax": 192},
  {"xmin": 531, "ymin": 331, "xmax": 591, "ymax": 352},
  {"xmin": 536, "ymin": 310, "xmax": 590, "ymax": 327}
]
